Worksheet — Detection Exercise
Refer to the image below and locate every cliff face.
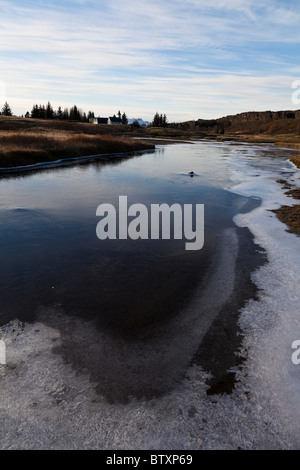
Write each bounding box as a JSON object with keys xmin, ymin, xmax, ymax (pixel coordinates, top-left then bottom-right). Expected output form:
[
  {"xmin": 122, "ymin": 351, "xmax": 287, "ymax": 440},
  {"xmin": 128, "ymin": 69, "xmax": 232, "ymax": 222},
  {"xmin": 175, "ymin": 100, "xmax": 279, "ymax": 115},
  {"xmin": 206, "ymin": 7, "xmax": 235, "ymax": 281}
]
[
  {"xmin": 220, "ymin": 109, "xmax": 300, "ymax": 124},
  {"xmin": 213, "ymin": 109, "xmax": 300, "ymax": 135},
  {"xmin": 173, "ymin": 109, "xmax": 300, "ymax": 136}
]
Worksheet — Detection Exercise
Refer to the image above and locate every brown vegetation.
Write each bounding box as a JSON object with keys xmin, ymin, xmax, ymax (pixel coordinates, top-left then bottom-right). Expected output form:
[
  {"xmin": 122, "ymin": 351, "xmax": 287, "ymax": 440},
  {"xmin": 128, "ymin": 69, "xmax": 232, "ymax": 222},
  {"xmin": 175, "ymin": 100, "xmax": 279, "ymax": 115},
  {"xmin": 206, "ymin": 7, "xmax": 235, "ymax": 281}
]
[
  {"xmin": 272, "ymin": 205, "xmax": 300, "ymax": 235},
  {"xmin": 291, "ymin": 155, "xmax": 300, "ymax": 169},
  {"xmin": 0, "ymin": 116, "xmax": 154, "ymax": 168},
  {"xmin": 166, "ymin": 109, "xmax": 300, "ymax": 147},
  {"xmin": 272, "ymin": 177, "xmax": 300, "ymax": 235}
]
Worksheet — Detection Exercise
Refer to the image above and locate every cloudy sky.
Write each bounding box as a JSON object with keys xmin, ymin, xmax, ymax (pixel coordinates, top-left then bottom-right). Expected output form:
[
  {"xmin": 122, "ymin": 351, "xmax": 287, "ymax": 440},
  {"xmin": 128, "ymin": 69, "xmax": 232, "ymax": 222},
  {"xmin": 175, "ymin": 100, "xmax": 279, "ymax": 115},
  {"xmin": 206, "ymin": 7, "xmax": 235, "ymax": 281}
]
[{"xmin": 1, "ymin": 0, "xmax": 300, "ymax": 121}]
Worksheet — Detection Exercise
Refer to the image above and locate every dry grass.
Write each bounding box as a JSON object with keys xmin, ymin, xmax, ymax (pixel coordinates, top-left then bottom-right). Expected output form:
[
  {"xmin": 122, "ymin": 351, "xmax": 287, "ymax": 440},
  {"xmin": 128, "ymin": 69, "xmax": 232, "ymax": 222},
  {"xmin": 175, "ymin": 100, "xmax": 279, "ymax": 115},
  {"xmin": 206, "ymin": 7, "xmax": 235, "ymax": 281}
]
[
  {"xmin": 0, "ymin": 117, "xmax": 154, "ymax": 168},
  {"xmin": 272, "ymin": 205, "xmax": 300, "ymax": 235},
  {"xmin": 291, "ymin": 155, "xmax": 300, "ymax": 168},
  {"xmin": 272, "ymin": 173, "xmax": 300, "ymax": 235}
]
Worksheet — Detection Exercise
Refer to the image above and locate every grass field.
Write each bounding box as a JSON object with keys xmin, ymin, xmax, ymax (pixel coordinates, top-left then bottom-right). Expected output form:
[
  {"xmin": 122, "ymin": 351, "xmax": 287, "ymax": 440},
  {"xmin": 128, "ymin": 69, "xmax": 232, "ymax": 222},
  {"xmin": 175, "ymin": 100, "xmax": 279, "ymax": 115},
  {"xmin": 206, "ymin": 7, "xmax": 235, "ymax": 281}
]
[{"xmin": 0, "ymin": 116, "xmax": 154, "ymax": 168}]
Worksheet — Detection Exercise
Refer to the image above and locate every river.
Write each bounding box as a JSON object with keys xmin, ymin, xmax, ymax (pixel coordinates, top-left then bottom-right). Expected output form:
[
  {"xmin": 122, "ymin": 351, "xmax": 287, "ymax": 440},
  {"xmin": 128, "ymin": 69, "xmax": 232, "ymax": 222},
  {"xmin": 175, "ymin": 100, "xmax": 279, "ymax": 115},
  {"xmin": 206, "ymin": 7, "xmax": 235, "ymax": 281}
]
[{"xmin": 0, "ymin": 140, "xmax": 299, "ymax": 449}]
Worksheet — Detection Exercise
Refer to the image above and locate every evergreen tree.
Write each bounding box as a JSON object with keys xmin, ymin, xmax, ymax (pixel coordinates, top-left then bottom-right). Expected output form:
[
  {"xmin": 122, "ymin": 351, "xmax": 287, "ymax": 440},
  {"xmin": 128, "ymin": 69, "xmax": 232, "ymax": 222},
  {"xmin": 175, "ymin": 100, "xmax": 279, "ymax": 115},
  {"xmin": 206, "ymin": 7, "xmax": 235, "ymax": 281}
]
[
  {"xmin": 56, "ymin": 106, "xmax": 63, "ymax": 120},
  {"xmin": 38, "ymin": 105, "xmax": 46, "ymax": 119},
  {"xmin": 69, "ymin": 105, "xmax": 76, "ymax": 120},
  {"xmin": 131, "ymin": 119, "xmax": 140, "ymax": 128},
  {"xmin": 1, "ymin": 101, "xmax": 13, "ymax": 116},
  {"xmin": 69, "ymin": 105, "xmax": 81, "ymax": 121},
  {"xmin": 122, "ymin": 112, "xmax": 128, "ymax": 125},
  {"xmin": 152, "ymin": 112, "xmax": 160, "ymax": 127},
  {"xmin": 152, "ymin": 112, "xmax": 168, "ymax": 127},
  {"xmin": 31, "ymin": 104, "xmax": 40, "ymax": 118},
  {"xmin": 88, "ymin": 111, "xmax": 95, "ymax": 121},
  {"xmin": 45, "ymin": 101, "xmax": 54, "ymax": 119},
  {"xmin": 62, "ymin": 108, "xmax": 69, "ymax": 120}
]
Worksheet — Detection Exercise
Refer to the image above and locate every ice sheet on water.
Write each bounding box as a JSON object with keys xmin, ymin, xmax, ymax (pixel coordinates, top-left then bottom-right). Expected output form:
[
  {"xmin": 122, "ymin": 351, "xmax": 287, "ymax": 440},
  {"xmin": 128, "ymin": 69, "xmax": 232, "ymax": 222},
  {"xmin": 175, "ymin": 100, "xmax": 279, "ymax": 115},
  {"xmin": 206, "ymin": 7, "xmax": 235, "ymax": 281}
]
[
  {"xmin": 226, "ymin": 145, "xmax": 300, "ymax": 446},
  {"xmin": 0, "ymin": 316, "xmax": 288, "ymax": 450}
]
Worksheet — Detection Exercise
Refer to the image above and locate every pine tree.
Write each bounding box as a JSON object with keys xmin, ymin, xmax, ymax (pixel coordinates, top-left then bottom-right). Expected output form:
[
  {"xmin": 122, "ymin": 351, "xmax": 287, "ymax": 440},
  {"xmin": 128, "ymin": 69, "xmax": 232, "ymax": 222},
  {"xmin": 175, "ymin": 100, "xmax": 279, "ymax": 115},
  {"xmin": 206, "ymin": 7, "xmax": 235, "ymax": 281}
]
[
  {"xmin": 1, "ymin": 101, "xmax": 13, "ymax": 116},
  {"xmin": 69, "ymin": 105, "xmax": 76, "ymax": 120},
  {"xmin": 70, "ymin": 105, "xmax": 81, "ymax": 121},
  {"xmin": 62, "ymin": 108, "xmax": 69, "ymax": 120},
  {"xmin": 131, "ymin": 119, "xmax": 140, "ymax": 128},
  {"xmin": 56, "ymin": 106, "xmax": 63, "ymax": 120},
  {"xmin": 38, "ymin": 105, "xmax": 46, "ymax": 119},
  {"xmin": 45, "ymin": 101, "xmax": 54, "ymax": 119},
  {"xmin": 31, "ymin": 104, "xmax": 39, "ymax": 118},
  {"xmin": 152, "ymin": 112, "xmax": 160, "ymax": 127},
  {"xmin": 122, "ymin": 112, "xmax": 128, "ymax": 125}
]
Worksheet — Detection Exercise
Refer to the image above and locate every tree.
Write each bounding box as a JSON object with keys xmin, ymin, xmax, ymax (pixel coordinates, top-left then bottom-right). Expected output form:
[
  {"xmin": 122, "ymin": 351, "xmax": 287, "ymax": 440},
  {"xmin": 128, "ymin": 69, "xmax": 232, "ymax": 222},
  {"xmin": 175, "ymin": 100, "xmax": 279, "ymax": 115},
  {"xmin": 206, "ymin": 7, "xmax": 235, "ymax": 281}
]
[
  {"xmin": 69, "ymin": 105, "xmax": 82, "ymax": 121},
  {"xmin": 56, "ymin": 106, "xmax": 63, "ymax": 120},
  {"xmin": 62, "ymin": 108, "xmax": 69, "ymax": 120},
  {"xmin": 1, "ymin": 102, "xmax": 13, "ymax": 116},
  {"xmin": 152, "ymin": 112, "xmax": 160, "ymax": 127},
  {"xmin": 88, "ymin": 110, "xmax": 95, "ymax": 121},
  {"xmin": 45, "ymin": 101, "xmax": 54, "ymax": 119},
  {"xmin": 152, "ymin": 112, "xmax": 167, "ymax": 127},
  {"xmin": 31, "ymin": 104, "xmax": 40, "ymax": 118},
  {"xmin": 122, "ymin": 112, "xmax": 128, "ymax": 125},
  {"xmin": 39, "ymin": 105, "xmax": 46, "ymax": 119}
]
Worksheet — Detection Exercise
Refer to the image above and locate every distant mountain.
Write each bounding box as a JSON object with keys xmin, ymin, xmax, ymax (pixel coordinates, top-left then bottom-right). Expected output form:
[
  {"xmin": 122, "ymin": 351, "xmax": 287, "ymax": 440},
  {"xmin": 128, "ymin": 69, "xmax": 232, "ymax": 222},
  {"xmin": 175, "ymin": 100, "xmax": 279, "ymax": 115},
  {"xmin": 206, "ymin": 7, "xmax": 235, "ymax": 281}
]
[{"xmin": 128, "ymin": 118, "xmax": 150, "ymax": 127}]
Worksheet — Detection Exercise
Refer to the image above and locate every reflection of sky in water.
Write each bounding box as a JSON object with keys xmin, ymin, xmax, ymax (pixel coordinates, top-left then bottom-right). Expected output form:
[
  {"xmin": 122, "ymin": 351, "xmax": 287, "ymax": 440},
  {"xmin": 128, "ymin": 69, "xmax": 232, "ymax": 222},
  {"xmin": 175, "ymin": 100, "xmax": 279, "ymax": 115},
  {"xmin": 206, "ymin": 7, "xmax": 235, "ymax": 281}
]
[
  {"xmin": 0, "ymin": 143, "xmax": 232, "ymax": 215},
  {"xmin": 0, "ymin": 141, "xmax": 296, "ymax": 332}
]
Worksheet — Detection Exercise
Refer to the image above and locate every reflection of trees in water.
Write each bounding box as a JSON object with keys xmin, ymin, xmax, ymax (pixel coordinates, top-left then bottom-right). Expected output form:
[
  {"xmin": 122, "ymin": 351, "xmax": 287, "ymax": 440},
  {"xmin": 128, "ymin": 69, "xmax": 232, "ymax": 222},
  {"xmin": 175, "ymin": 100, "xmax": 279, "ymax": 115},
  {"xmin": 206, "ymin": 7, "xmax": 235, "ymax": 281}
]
[
  {"xmin": 0, "ymin": 149, "xmax": 155, "ymax": 181},
  {"xmin": 91, "ymin": 155, "xmax": 135, "ymax": 173}
]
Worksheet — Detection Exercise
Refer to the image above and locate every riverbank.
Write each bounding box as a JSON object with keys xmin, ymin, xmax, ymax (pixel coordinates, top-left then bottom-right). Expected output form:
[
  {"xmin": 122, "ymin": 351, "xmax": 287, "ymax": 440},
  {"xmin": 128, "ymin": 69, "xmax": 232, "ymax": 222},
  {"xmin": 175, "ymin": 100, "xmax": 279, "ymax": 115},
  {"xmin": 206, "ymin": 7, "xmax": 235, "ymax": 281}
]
[
  {"xmin": 1, "ymin": 115, "xmax": 298, "ymax": 236},
  {"xmin": 0, "ymin": 116, "xmax": 154, "ymax": 169},
  {"xmin": 272, "ymin": 174, "xmax": 300, "ymax": 235},
  {"xmin": 291, "ymin": 155, "xmax": 300, "ymax": 169}
]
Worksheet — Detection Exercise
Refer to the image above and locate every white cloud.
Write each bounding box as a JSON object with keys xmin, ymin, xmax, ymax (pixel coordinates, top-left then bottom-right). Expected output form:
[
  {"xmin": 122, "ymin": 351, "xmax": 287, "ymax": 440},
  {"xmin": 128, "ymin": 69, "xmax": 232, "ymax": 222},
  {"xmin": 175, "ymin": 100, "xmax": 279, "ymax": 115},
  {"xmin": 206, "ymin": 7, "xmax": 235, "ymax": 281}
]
[{"xmin": 1, "ymin": 0, "xmax": 300, "ymax": 119}]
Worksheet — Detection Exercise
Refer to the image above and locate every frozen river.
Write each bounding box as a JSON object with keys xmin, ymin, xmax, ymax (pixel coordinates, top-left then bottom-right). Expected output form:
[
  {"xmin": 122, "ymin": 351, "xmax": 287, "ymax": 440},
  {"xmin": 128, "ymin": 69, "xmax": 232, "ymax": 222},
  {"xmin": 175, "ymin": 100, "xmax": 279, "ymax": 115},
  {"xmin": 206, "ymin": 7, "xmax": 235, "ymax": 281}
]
[{"xmin": 0, "ymin": 140, "xmax": 299, "ymax": 449}]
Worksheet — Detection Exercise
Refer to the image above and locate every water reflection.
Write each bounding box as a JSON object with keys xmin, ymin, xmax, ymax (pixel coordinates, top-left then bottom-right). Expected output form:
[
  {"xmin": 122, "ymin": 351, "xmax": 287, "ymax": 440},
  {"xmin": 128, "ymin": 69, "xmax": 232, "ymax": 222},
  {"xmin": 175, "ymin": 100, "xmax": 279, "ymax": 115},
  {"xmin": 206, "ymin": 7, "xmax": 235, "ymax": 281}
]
[{"xmin": 0, "ymin": 141, "xmax": 296, "ymax": 400}]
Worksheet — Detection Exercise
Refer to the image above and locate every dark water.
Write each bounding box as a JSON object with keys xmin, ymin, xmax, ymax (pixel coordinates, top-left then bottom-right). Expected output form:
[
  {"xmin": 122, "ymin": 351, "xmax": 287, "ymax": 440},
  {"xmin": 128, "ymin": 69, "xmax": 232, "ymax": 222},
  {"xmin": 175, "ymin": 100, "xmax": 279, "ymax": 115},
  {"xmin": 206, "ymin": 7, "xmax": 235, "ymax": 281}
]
[
  {"xmin": 0, "ymin": 141, "xmax": 294, "ymax": 401},
  {"xmin": 0, "ymin": 143, "xmax": 240, "ymax": 330}
]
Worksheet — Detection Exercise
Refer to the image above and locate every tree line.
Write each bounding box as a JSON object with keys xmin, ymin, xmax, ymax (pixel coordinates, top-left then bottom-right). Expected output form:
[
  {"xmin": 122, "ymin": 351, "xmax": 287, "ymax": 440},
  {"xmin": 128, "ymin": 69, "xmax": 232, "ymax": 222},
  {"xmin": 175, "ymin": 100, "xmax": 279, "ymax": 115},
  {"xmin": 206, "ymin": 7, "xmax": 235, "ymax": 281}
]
[
  {"xmin": 30, "ymin": 102, "xmax": 95, "ymax": 122},
  {"xmin": 0, "ymin": 101, "xmax": 130, "ymax": 125},
  {"xmin": 1, "ymin": 101, "xmax": 168, "ymax": 128},
  {"xmin": 152, "ymin": 112, "xmax": 168, "ymax": 127}
]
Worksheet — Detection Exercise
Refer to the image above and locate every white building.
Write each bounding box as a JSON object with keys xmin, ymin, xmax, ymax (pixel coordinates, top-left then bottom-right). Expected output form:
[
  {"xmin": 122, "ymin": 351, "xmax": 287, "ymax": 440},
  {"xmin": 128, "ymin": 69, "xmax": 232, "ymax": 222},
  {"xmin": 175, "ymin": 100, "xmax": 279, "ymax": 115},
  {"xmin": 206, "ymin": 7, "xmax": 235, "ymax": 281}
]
[{"xmin": 90, "ymin": 111, "xmax": 123, "ymax": 125}]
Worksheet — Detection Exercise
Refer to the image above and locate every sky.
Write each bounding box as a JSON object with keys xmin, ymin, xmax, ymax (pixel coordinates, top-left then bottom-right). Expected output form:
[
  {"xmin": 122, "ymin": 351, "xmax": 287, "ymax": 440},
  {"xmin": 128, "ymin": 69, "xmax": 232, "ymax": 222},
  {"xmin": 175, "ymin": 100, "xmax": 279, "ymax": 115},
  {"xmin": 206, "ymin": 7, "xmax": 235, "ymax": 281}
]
[{"xmin": 1, "ymin": 0, "xmax": 300, "ymax": 122}]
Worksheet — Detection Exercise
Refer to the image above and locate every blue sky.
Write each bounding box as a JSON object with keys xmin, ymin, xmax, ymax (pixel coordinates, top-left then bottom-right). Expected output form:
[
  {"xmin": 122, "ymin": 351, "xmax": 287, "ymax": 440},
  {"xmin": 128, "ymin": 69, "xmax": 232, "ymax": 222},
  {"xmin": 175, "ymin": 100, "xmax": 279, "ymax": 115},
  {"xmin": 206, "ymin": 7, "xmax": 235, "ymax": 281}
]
[{"xmin": 1, "ymin": 0, "xmax": 300, "ymax": 121}]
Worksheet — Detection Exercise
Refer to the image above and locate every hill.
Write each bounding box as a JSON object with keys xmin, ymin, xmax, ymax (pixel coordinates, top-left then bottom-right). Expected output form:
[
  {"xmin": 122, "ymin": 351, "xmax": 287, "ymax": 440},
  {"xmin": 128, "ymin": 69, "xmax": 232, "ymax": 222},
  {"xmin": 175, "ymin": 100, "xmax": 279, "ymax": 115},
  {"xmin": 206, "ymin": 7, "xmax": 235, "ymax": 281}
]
[{"xmin": 168, "ymin": 109, "xmax": 300, "ymax": 143}]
